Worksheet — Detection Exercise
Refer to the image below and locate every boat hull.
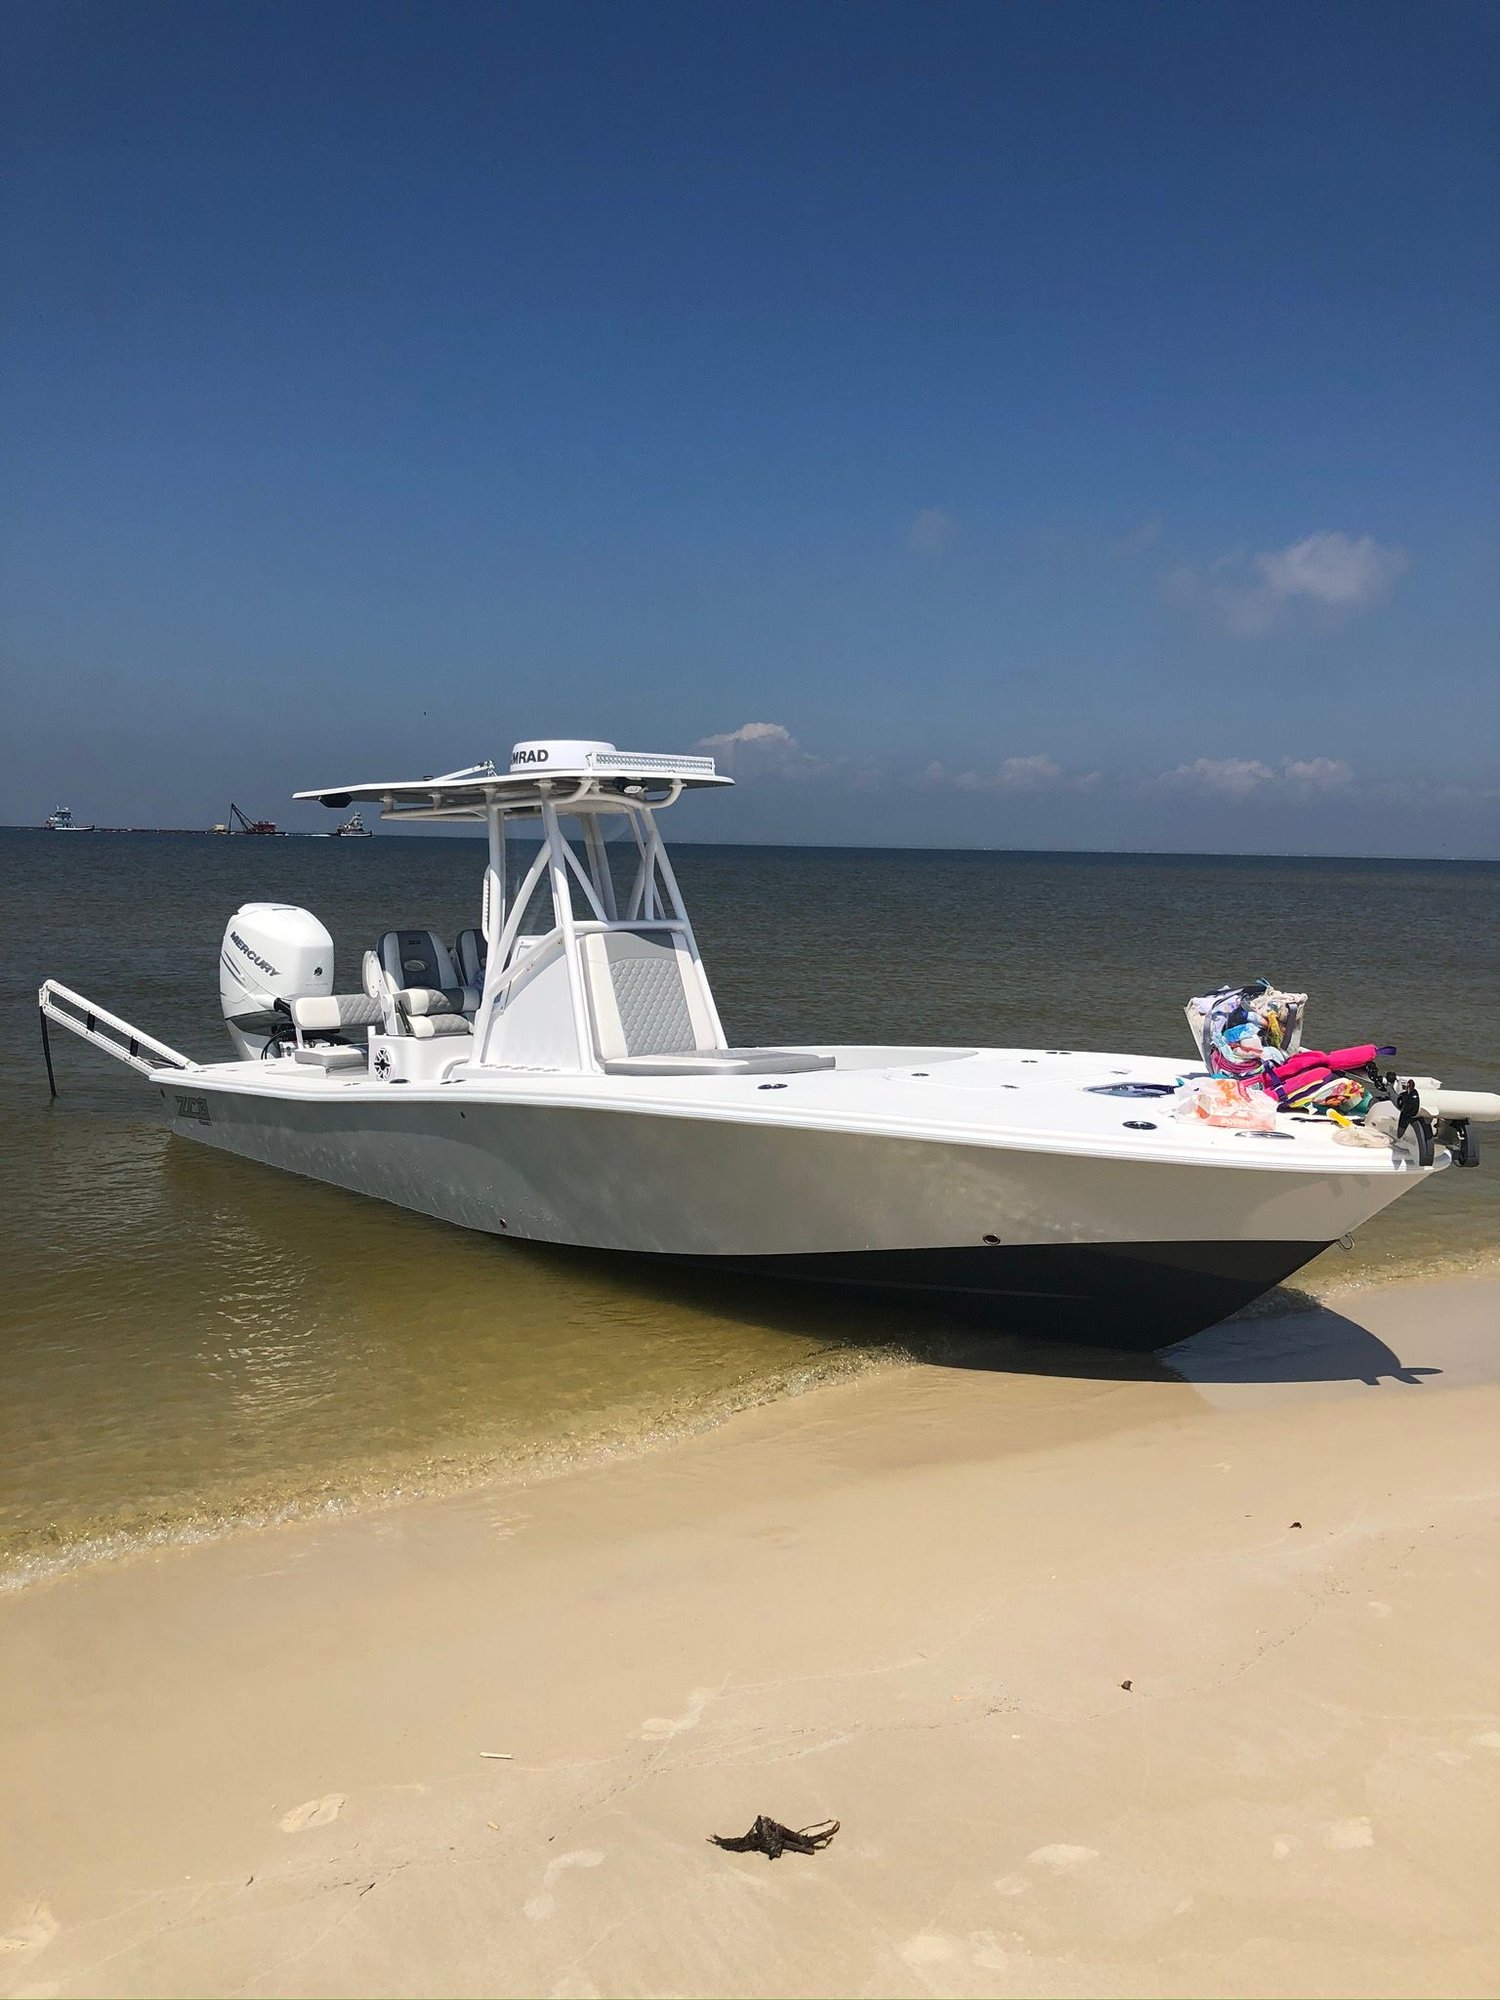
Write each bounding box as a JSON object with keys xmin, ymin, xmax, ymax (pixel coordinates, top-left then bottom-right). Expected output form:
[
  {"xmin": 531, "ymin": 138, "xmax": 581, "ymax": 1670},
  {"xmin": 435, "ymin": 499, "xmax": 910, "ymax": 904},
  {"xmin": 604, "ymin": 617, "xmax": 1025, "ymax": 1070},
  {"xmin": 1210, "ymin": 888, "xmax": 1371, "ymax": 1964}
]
[
  {"xmin": 660, "ymin": 1239, "xmax": 1332, "ymax": 1346},
  {"xmin": 156, "ymin": 1077, "xmax": 1413, "ymax": 1345}
]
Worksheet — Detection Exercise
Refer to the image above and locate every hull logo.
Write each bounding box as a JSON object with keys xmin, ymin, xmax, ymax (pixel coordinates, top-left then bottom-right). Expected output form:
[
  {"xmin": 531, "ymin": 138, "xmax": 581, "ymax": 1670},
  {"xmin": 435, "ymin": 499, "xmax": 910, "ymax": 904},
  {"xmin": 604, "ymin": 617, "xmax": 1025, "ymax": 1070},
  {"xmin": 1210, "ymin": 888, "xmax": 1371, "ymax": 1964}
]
[{"xmin": 175, "ymin": 1093, "xmax": 211, "ymax": 1124}]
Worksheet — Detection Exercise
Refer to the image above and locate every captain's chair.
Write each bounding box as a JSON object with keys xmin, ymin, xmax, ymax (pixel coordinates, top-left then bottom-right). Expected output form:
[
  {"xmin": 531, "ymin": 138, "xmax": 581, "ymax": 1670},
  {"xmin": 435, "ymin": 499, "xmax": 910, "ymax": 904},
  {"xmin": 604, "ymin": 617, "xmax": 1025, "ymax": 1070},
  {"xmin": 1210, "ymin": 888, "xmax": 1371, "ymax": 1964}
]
[
  {"xmin": 454, "ymin": 927, "xmax": 487, "ymax": 990},
  {"xmin": 367, "ymin": 929, "xmax": 477, "ymax": 1039},
  {"xmin": 379, "ymin": 929, "xmax": 459, "ymax": 991}
]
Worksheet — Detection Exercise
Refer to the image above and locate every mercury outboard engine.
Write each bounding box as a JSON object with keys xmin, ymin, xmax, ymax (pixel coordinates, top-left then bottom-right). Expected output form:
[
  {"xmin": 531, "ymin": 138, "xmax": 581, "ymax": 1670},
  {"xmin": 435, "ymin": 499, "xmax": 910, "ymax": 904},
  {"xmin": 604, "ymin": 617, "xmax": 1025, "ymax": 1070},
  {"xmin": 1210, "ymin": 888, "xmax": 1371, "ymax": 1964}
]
[{"xmin": 219, "ymin": 903, "xmax": 335, "ymax": 1059}]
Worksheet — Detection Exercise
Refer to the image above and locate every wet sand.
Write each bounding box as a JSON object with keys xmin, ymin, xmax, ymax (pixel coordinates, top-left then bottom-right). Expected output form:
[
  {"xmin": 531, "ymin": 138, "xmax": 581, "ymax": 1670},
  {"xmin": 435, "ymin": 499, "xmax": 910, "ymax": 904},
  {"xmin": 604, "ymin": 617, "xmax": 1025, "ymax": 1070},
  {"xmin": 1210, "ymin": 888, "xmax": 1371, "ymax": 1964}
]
[{"xmin": 2, "ymin": 1271, "xmax": 1498, "ymax": 1999}]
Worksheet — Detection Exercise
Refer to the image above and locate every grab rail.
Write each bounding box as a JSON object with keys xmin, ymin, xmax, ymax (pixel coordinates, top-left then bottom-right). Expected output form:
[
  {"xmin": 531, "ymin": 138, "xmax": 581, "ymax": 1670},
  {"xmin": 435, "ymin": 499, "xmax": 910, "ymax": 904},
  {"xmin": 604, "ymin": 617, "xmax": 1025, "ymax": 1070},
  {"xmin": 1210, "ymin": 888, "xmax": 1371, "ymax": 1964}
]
[{"xmin": 38, "ymin": 979, "xmax": 195, "ymax": 1086}]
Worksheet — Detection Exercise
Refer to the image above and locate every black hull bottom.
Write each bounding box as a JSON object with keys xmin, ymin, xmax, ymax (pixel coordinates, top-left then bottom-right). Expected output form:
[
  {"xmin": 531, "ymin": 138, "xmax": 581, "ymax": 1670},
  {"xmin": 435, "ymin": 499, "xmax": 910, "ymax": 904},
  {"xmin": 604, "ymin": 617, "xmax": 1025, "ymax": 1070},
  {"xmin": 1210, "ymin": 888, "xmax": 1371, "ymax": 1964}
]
[{"xmin": 651, "ymin": 1239, "xmax": 1333, "ymax": 1350}]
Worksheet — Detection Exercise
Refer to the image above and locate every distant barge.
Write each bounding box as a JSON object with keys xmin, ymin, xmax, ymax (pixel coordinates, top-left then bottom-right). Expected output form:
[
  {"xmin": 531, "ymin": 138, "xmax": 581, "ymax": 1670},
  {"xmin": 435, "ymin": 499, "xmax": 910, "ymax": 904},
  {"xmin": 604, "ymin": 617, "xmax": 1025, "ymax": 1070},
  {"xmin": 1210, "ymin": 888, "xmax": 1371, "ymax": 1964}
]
[{"xmin": 35, "ymin": 799, "xmax": 375, "ymax": 836}]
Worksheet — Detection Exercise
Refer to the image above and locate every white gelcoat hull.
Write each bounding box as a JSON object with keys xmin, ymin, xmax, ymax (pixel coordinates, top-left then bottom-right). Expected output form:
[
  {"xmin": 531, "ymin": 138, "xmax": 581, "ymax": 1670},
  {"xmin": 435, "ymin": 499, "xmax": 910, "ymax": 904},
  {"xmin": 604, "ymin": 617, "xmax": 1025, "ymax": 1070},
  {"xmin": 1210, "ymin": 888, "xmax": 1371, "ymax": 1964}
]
[{"xmin": 154, "ymin": 1073, "xmax": 1420, "ymax": 1259}]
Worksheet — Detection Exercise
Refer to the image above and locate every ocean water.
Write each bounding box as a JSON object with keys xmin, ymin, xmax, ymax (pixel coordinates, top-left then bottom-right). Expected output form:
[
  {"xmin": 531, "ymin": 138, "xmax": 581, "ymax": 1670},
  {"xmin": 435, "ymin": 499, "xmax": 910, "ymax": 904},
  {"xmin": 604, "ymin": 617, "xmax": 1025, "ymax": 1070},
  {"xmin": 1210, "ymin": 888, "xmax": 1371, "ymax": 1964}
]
[{"xmin": 2, "ymin": 829, "xmax": 1496, "ymax": 1585}]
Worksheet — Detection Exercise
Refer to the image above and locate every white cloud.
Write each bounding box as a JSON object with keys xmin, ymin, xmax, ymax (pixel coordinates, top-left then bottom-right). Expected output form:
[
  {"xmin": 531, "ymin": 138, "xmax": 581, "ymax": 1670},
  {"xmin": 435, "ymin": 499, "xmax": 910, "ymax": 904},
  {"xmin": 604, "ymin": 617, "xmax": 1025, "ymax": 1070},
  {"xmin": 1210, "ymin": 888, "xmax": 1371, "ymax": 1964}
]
[
  {"xmin": 698, "ymin": 731, "xmax": 1368, "ymax": 812},
  {"xmin": 1163, "ymin": 757, "xmax": 1278, "ymax": 799},
  {"xmin": 1161, "ymin": 755, "xmax": 1355, "ymax": 800},
  {"xmin": 1164, "ymin": 530, "xmax": 1408, "ymax": 636},
  {"xmin": 919, "ymin": 754, "xmax": 1097, "ymax": 794},
  {"xmin": 694, "ymin": 721, "xmax": 826, "ymax": 779},
  {"xmin": 698, "ymin": 721, "xmax": 795, "ymax": 753},
  {"xmin": 1256, "ymin": 533, "xmax": 1407, "ymax": 609},
  {"xmin": 906, "ymin": 507, "xmax": 957, "ymax": 554},
  {"xmin": 997, "ymin": 753, "xmax": 1063, "ymax": 791},
  {"xmin": 1282, "ymin": 756, "xmax": 1354, "ymax": 795}
]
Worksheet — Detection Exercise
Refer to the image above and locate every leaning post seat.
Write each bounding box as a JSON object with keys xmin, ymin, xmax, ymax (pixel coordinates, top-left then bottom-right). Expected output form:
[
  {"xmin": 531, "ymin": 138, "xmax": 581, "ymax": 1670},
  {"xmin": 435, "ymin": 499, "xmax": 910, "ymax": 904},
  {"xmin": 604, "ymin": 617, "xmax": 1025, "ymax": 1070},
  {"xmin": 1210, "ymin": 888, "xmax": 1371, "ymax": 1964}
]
[{"xmin": 581, "ymin": 926, "xmax": 834, "ymax": 1077}]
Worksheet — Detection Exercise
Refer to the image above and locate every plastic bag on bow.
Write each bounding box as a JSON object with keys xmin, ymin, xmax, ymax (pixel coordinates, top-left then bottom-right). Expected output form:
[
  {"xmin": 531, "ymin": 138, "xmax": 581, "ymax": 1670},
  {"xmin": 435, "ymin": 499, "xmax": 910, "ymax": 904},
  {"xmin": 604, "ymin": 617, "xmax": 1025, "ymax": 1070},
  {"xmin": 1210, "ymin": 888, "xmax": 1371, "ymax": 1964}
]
[{"xmin": 1174, "ymin": 1076, "xmax": 1278, "ymax": 1130}]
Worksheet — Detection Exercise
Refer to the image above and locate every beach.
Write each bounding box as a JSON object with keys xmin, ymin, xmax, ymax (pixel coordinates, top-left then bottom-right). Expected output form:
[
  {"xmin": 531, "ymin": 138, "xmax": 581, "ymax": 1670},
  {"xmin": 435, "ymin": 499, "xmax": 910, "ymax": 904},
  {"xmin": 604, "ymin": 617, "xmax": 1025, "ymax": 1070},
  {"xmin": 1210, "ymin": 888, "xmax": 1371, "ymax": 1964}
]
[{"xmin": 3, "ymin": 1268, "xmax": 1498, "ymax": 2000}]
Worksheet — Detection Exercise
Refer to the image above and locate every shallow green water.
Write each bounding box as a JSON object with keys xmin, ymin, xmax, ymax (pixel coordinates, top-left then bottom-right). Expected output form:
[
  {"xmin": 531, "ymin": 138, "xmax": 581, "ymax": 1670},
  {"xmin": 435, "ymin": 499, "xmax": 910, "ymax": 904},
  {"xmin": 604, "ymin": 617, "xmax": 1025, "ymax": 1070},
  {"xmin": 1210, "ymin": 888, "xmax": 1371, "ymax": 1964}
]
[{"xmin": 2, "ymin": 830, "xmax": 1495, "ymax": 1583}]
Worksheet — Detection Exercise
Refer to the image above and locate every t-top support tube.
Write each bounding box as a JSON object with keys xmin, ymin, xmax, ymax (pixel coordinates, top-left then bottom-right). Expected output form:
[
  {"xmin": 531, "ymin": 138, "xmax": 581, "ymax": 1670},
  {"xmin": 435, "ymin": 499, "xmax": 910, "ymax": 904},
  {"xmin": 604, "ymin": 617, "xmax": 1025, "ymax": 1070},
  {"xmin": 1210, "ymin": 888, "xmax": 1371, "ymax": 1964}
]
[
  {"xmin": 582, "ymin": 815, "xmax": 618, "ymax": 920},
  {"xmin": 472, "ymin": 803, "xmax": 508, "ymax": 1064},
  {"xmin": 539, "ymin": 794, "xmax": 600, "ymax": 1074}
]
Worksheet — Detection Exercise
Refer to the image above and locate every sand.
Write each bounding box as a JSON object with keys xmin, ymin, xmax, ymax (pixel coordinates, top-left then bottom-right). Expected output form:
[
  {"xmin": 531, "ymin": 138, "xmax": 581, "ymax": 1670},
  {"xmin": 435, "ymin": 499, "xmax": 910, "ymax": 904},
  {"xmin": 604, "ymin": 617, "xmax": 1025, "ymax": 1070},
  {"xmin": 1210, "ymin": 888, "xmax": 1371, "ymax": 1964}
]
[{"xmin": 2, "ymin": 1271, "xmax": 1498, "ymax": 2000}]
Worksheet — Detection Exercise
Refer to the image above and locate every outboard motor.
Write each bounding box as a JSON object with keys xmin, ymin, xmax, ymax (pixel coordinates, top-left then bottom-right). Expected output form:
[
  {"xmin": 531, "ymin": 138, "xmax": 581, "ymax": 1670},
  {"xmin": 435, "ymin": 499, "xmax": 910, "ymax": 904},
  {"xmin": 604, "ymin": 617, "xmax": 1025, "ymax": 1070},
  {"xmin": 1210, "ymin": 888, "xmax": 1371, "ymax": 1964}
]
[{"xmin": 219, "ymin": 903, "xmax": 335, "ymax": 1059}]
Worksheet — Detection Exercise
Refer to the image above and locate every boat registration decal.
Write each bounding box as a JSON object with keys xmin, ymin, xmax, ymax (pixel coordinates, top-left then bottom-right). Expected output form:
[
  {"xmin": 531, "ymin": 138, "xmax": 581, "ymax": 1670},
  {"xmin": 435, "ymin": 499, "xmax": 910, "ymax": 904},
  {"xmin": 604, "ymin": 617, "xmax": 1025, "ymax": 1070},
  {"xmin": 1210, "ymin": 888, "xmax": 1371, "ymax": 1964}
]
[{"xmin": 175, "ymin": 1094, "xmax": 211, "ymax": 1124}]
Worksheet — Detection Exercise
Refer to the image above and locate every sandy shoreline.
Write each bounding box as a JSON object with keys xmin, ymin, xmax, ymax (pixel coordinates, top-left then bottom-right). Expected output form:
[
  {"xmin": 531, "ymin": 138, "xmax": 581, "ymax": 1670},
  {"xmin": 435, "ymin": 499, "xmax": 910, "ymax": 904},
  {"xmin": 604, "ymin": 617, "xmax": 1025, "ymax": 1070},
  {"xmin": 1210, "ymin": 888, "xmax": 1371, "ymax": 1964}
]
[{"xmin": 3, "ymin": 1271, "xmax": 1498, "ymax": 1999}]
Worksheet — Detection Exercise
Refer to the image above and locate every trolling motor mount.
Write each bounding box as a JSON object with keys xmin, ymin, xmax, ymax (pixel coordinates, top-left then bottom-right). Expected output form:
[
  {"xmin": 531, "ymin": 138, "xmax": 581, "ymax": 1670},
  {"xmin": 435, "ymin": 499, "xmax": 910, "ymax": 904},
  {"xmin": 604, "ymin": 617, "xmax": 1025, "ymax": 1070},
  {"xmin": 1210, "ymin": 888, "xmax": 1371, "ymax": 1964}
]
[{"xmin": 1392, "ymin": 1080, "xmax": 1435, "ymax": 1167}]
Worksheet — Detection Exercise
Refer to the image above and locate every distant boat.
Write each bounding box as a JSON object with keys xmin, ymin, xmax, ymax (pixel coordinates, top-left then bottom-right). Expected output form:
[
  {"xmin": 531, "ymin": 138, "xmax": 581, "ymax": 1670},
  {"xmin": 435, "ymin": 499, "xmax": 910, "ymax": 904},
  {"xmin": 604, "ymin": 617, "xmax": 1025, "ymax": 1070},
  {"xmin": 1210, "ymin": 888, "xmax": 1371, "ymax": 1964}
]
[
  {"xmin": 324, "ymin": 811, "xmax": 372, "ymax": 839},
  {"xmin": 44, "ymin": 806, "xmax": 94, "ymax": 832},
  {"xmin": 216, "ymin": 803, "xmax": 288, "ymax": 837}
]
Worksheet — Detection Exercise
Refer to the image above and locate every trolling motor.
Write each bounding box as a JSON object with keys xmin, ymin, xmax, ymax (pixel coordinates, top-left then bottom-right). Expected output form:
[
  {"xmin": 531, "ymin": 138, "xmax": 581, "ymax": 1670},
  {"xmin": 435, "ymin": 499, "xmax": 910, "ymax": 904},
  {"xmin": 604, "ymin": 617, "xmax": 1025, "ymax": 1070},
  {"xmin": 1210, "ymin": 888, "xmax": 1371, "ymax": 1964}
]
[{"xmin": 1441, "ymin": 1118, "xmax": 1481, "ymax": 1169}]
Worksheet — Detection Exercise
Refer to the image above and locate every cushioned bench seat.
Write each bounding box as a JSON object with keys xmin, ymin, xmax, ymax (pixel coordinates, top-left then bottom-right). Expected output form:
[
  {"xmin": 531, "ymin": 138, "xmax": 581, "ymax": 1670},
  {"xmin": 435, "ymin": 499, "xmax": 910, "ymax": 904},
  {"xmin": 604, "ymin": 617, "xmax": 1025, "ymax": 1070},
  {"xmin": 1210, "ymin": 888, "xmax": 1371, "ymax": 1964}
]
[
  {"xmin": 288, "ymin": 993, "xmax": 384, "ymax": 1035},
  {"xmin": 286, "ymin": 992, "xmax": 380, "ymax": 1068}
]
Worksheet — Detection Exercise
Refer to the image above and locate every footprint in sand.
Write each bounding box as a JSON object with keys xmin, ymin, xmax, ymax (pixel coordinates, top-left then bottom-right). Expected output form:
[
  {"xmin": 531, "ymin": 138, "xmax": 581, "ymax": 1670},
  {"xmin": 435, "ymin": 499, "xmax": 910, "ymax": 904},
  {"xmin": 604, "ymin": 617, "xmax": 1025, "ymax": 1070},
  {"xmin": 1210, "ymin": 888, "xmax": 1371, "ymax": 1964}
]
[
  {"xmin": 1322, "ymin": 1817, "xmax": 1374, "ymax": 1851},
  {"xmin": 280, "ymin": 1794, "xmax": 345, "ymax": 1833},
  {"xmin": 1470, "ymin": 1730, "xmax": 1500, "ymax": 1751},
  {"xmin": 1026, "ymin": 1843, "xmax": 1099, "ymax": 1872},
  {"xmin": 639, "ymin": 1687, "xmax": 716, "ymax": 1741},
  {"xmin": 524, "ymin": 1848, "xmax": 605, "ymax": 1922},
  {"xmin": 0, "ymin": 1904, "xmax": 58, "ymax": 1955},
  {"xmin": 969, "ymin": 1930, "xmax": 1011, "ymax": 1972},
  {"xmin": 897, "ymin": 1934, "xmax": 956, "ymax": 1968}
]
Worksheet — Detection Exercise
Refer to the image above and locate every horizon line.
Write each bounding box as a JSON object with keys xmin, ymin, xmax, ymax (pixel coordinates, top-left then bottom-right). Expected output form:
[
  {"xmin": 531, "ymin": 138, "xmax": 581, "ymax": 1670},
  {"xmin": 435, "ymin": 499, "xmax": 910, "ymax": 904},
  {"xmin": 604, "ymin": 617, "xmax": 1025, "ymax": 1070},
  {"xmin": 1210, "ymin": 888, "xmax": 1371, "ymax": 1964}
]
[{"xmin": 2, "ymin": 823, "xmax": 1496, "ymax": 866}]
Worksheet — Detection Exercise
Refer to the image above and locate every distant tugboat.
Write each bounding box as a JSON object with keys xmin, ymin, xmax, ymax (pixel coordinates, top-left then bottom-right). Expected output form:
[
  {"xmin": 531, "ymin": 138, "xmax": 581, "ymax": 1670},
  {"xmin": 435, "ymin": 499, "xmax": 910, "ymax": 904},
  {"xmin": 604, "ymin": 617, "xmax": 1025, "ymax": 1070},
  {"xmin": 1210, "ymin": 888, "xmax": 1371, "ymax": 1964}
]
[
  {"xmin": 43, "ymin": 806, "xmax": 94, "ymax": 832},
  {"xmin": 325, "ymin": 810, "xmax": 372, "ymax": 838}
]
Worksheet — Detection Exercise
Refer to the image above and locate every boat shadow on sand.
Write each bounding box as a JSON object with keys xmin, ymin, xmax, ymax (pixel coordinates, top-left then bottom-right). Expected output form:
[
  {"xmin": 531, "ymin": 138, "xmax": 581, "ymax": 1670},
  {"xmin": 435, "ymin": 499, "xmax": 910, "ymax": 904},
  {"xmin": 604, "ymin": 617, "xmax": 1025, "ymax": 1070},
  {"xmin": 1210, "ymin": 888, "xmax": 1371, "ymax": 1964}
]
[{"xmin": 509, "ymin": 1239, "xmax": 1444, "ymax": 1392}]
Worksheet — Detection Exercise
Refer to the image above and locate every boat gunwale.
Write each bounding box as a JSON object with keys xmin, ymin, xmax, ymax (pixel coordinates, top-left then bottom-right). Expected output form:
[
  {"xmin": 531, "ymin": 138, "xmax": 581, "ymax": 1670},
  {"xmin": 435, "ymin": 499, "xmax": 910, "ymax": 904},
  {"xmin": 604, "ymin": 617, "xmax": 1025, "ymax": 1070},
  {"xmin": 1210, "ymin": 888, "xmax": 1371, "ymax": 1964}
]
[{"xmin": 160, "ymin": 1056, "xmax": 1444, "ymax": 1181}]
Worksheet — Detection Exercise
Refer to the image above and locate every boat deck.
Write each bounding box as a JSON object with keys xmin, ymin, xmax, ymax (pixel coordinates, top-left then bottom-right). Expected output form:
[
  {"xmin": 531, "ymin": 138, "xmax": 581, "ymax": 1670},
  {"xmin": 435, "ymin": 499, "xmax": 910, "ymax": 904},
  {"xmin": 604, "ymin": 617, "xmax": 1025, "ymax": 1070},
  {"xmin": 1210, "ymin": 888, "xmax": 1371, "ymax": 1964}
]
[{"xmin": 176, "ymin": 1046, "xmax": 1430, "ymax": 1178}]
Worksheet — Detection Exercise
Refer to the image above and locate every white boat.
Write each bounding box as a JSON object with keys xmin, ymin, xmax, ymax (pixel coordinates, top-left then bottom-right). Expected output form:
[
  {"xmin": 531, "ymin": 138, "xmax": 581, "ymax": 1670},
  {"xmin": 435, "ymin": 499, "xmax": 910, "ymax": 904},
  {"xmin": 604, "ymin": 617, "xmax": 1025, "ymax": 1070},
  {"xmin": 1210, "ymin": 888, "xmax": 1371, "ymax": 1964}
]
[
  {"xmin": 37, "ymin": 738, "xmax": 1498, "ymax": 1347},
  {"xmin": 43, "ymin": 805, "xmax": 94, "ymax": 831},
  {"xmin": 324, "ymin": 811, "xmax": 372, "ymax": 838}
]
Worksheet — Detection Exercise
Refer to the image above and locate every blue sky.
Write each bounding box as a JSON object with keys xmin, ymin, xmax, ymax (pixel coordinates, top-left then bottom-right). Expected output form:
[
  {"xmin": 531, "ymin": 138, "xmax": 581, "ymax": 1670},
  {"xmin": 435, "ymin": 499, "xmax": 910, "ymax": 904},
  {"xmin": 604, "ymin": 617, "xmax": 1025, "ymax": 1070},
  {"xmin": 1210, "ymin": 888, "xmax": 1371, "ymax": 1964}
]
[{"xmin": 3, "ymin": 0, "xmax": 1496, "ymax": 853}]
